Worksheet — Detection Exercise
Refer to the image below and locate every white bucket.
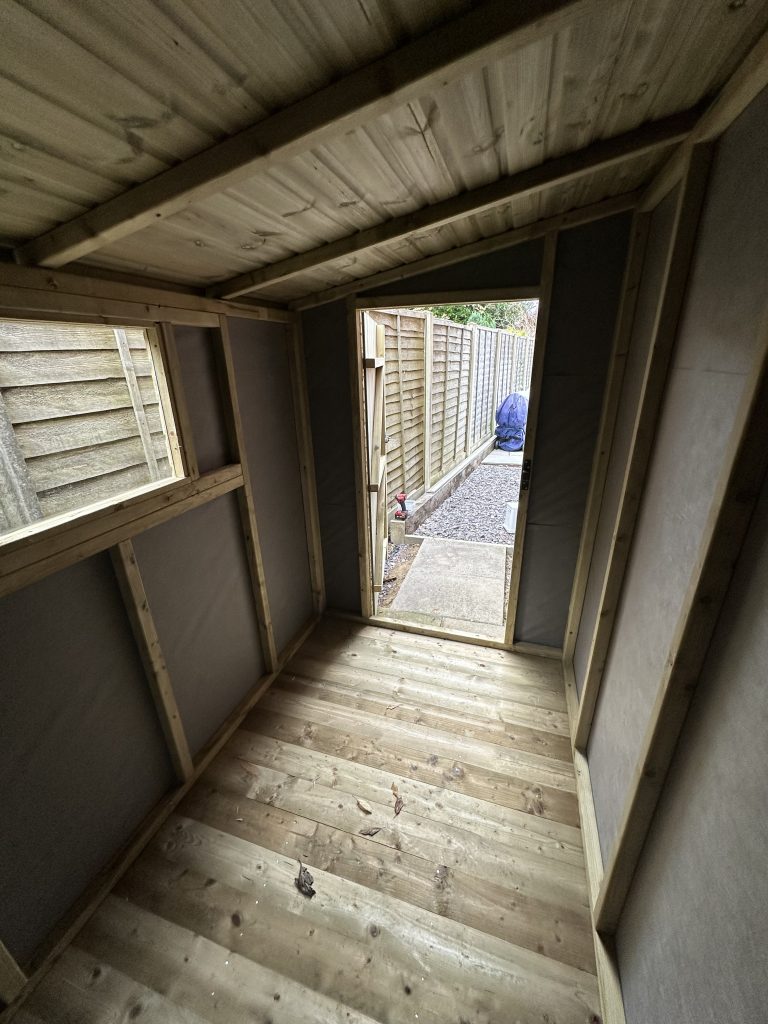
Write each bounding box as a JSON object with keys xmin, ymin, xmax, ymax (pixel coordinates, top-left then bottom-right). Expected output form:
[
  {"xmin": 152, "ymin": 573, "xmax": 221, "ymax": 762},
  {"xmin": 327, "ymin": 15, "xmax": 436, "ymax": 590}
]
[{"xmin": 504, "ymin": 500, "xmax": 519, "ymax": 534}]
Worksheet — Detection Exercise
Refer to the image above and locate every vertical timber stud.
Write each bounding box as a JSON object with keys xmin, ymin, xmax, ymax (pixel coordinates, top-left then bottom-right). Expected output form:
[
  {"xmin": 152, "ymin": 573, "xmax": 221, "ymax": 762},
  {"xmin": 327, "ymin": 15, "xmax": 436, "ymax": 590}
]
[
  {"xmin": 574, "ymin": 144, "xmax": 713, "ymax": 751},
  {"xmin": 110, "ymin": 540, "xmax": 193, "ymax": 782},
  {"xmin": 214, "ymin": 315, "xmax": 278, "ymax": 671},
  {"xmin": 154, "ymin": 323, "xmax": 198, "ymax": 480},
  {"xmin": 423, "ymin": 310, "xmax": 434, "ymax": 489},
  {"xmin": 595, "ymin": 328, "xmax": 768, "ymax": 935},
  {"xmin": 348, "ymin": 302, "xmax": 374, "ymax": 618},
  {"xmin": 505, "ymin": 232, "xmax": 556, "ymax": 647},
  {"xmin": 563, "ymin": 212, "xmax": 651, "ymax": 667},
  {"xmin": 288, "ymin": 320, "xmax": 325, "ymax": 615},
  {"xmin": 0, "ymin": 940, "xmax": 26, "ymax": 1007}
]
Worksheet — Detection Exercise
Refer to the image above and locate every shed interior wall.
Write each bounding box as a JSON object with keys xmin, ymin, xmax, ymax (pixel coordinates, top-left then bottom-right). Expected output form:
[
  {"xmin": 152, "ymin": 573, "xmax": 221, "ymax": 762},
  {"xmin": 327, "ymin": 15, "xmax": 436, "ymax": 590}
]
[
  {"xmin": 572, "ymin": 184, "xmax": 679, "ymax": 693},
  {"xmin": 0, "ymin": 298, "xmax": 317, "ymax": 978},
  {"xmin": 616, "ymin": 469, "xmax": 768, "ymax": 1024},
  {"xmin": 587, "ymin": 85, "xmax": 768, "ymax": 859}
]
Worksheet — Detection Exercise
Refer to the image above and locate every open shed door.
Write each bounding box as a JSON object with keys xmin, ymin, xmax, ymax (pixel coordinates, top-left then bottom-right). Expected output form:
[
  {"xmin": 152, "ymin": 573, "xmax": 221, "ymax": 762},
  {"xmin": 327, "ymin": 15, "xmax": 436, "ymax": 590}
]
[{"xmin": 362, "ymin": 312, "xmax": 387, "ymax": 612}]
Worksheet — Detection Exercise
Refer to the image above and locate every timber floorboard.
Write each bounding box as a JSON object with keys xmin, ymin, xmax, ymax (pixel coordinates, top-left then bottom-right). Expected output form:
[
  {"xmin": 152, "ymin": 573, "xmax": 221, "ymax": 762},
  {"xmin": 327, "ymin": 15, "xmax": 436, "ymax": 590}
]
[{"xmin": 21, "ymin": 617, "xmax": 599, "ymax": 1024}]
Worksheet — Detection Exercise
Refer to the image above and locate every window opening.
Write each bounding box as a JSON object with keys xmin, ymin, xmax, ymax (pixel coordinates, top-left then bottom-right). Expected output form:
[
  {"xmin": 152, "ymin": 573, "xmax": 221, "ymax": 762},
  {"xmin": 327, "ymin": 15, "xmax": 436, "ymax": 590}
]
[{"xmin": 0, "ymin": 319, "xmax": 183, "ymax": 541}]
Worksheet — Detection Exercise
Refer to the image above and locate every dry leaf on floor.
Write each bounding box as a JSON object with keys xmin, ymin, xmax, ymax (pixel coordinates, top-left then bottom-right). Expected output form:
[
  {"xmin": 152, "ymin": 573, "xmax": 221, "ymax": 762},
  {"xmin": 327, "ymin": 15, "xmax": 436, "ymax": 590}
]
[
  {"xmin": 295, "ymin": 861, "xmax": 316, "ymax": 899},
  {"xmin": 357, "ymin": 798, "xmax": 373, "ymax": 814},
  {"xmin": 394, "ymin": 796, "xmax": 404, "ymax": 816},
  {"xmin": 359, "ymin": 827, "xmax": 382, "ymax": 837},
  {"xmin": 391, "ymin": 781, "xmax": 399, "ymax": 796}
]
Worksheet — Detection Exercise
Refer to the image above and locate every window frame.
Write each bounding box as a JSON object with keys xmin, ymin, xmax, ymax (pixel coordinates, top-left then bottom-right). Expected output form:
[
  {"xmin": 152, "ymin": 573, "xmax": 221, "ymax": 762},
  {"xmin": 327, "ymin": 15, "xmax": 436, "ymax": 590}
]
[{"xmin": 0, "ymin": 317, "xmax": 191, "ymax": 549}]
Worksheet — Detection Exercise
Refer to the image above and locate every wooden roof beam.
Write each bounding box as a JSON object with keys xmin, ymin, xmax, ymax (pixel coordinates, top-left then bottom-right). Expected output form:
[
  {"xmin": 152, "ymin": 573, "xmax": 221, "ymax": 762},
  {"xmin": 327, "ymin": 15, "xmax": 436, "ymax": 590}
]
[
  {"xmin": 16, "ymin": 0, "xmax": 594, "ymax": 270},
  {"xmin": 210, "ymin": 108, "xmax": 699, "ymax": 301}
]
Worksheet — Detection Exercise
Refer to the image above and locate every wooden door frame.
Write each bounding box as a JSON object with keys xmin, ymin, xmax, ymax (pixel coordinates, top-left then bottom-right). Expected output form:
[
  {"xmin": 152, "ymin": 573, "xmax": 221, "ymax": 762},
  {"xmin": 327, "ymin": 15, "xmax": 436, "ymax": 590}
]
[{"xmin": 348, "ymin": 274, "xmax": 550, "ymax": 649}]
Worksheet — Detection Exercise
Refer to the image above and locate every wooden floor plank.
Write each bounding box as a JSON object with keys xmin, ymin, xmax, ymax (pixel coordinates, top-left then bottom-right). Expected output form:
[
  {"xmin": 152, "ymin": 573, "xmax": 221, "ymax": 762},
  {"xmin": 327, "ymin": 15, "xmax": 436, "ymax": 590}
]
[
  {"xmin": 198, "ymin": 747, "xmax": 588, "ymax": 908},
  {"xmin": 125, "ymin": 816, "xmax": 599, "ymax": 1024},
  {"xmin": 286, "ymin": 655, "xmax": 572, "ymax": 733},
  {"xmin": 224, "ymin": 729, "xmax": 584, "ymax": 863},
  {"xmin": 290, "ymin": 650, "xmax": 568, "ymax": 713},
  {"xmin": 181, "ymin": 766, "xmax": 594, "ymax": 969},
  {"xmin": 253, "ymin": 691, "xmax": 576, "ymax": 790},
  {"xmin": 298, "ymin": 640, "xmax": 567, "ymax": 707},
  {"xmin": 75, "ymin": 898, "xmax": 383, "ymax": 1024},
  {"xmin": 245, "ymin": 707, "xmax": 580, "ymax": 827},
  {"xmin": 23, "ymin": 943, "xmax": 211, "ymax": 1024},
  {"xmin": 21, "ymin": 616, "xmax": 598, "ymax": 1024},
  {"xmin": 320, "ymin": 618, "xmax": 564, "ymax": 681},
  {"xmin": 276, "ymin": 672, "xmax": 573, "ymax": 760}
]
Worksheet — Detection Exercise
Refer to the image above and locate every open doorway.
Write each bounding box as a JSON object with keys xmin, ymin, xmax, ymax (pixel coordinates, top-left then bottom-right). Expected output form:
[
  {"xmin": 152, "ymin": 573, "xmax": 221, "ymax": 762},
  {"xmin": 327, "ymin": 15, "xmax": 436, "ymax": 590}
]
[{"xmin": 356, "ymin": 295, "xmax": 542, "ymax": 644}]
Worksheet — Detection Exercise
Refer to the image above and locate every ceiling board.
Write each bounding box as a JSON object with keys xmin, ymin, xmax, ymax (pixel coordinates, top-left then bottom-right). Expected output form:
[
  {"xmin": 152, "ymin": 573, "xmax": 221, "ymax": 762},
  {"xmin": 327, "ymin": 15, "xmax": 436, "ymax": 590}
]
[{"xmin": 0, "ymin": 0, "xmax": 765, "ymax": 297}]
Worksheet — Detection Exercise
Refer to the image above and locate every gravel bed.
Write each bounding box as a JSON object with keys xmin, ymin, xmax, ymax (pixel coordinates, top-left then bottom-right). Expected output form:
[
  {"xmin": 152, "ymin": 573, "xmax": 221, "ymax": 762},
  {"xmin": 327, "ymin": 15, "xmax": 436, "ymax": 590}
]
[{"xmin": 415, "ymin": 464, "xmax": 521, "ymax": 545}]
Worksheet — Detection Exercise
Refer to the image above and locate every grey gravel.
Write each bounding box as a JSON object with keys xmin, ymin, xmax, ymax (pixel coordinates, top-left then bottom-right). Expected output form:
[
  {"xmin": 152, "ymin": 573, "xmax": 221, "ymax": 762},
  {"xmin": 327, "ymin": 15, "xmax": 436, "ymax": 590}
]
[{"xmin": 415, "ymin": 464, "xmax": 521, "ymax": 546}]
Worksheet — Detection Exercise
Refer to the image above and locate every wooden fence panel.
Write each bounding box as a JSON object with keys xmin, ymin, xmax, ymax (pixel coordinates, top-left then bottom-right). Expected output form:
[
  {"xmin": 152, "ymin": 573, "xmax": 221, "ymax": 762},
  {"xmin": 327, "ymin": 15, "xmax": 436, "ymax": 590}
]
[
  {"xmin": 0, "ymin": 320, "xmax": 174, "ymax": 527},
  {"xmin": 472, "ymin": 327, "xmax": 496, "ymax": 447},
  {"xmin": 431, "ymin": 319, "xmax": 473, "ymax": 483},
  {"xmin": 372, "ymin": 310, "xmax": 426, "ymax": 499},
  {"xmin": 367, "ymin": 309, "xmax": 534, "ymax": 509}
]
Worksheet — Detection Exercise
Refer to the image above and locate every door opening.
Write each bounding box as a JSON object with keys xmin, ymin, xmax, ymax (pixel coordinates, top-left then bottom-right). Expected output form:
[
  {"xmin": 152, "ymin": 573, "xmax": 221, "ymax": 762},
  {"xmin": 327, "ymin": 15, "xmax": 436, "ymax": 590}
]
[{"xmin": 355, "ymin": 296, "xmax": 543, "ymax": 645}]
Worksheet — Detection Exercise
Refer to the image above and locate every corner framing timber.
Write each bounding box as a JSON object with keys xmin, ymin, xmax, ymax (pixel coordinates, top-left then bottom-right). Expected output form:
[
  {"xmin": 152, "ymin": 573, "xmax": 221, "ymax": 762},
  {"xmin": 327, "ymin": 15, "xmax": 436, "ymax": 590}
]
[
  {"xmin": 349, "ymin": 304, "xmax": 374, "ymax": 619},
  {"xmin": 573, "ymin": 144, "xmax": 713, "ymax": 751},
  {"xmin": 110, "ymin": 539, "xmax": 194, "ymax": 783},
  {"xmin": 563, "ymin": 211, "xmax": 651, "ymax": 663},
  {"xmin": 214, "ymin": 315, "xmax": 278, "ymax": 672},
  {"xmin": 16, "ymin": 0, "xmax": 594, "ymax": 269},
  {"xmin": 504, "ymin": 232, "xmax": 555, "ymax": 646},
  {"xmin": 288, "ymin": 321, "xmax": 326, "ymax": 617},
  {"xmin": 212, "ymin": 111, "xmax": 695, "ymax": 301},
  {"xmin": 594, "ymin": 322, "xmax": 768, "ymax": 934},
  {"xmin": 154, "ymin": 323, "xmax": 199, "ymax": 480},
  {"xmin": 563, "ymin": 665, "xmax": 626, "ymax": 1024}
]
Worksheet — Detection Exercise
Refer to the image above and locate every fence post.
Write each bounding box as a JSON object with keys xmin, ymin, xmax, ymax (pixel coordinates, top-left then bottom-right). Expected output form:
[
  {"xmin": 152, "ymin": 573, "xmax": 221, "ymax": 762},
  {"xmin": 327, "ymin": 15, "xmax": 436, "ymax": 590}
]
[
  {"xmin": 492, "ymin": 326, "xmax": 503, "ymax": 432},
  {"xmin": 395, "ymin": 312, "xmax": 406, "ymax": 496},
  {"xmin": 466, "ymin": 323, "xmax": 477, "ymax": 453},
  {"xmin": 423, "ymin": 310, "xmax": 433, "ymax": 490},
  {"xmin": 454, "ymin": 327, "xmax": 464, "ymax": 460}
]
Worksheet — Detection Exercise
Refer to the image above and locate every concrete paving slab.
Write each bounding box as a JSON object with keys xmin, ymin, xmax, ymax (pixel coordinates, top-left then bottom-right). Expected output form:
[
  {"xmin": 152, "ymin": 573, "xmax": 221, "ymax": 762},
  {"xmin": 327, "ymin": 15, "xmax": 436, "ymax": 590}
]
[
  {"xmin": 408, "ymin": 536, "xmax": 505, "ymax": 579},
  {"xmin": 390, "ymin": 536, "xmax": 505, "ymax": 625},
  {"xmin": 483, "ymin": 449, "xmax": 524, "ymax": 466}
]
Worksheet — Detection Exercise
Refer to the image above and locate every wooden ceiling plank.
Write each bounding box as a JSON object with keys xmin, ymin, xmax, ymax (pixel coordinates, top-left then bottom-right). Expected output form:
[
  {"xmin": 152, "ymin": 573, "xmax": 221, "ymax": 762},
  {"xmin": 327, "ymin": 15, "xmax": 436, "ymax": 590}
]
[
  {"xmin": 290, "ymin": 190, "xmax": 640, "ymax": 311},
  {"xmin": 212, "ymin": 109, "xmax": 697, "ymax": 300},
  {"xmin": 16, "ymin": 0, "xmax": 596, "ymax": 270},
  {"xmin": 640, "ymin": 26, "xmax": 768, "ymax": 211}
]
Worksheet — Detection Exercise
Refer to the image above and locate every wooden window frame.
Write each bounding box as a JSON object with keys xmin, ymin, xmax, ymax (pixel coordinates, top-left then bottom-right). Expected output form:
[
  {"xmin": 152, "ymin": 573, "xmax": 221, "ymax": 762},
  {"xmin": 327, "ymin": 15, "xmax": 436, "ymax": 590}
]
[{"xmin": 0, "ymin": 317, "xmax": 190, "ymax": 553}]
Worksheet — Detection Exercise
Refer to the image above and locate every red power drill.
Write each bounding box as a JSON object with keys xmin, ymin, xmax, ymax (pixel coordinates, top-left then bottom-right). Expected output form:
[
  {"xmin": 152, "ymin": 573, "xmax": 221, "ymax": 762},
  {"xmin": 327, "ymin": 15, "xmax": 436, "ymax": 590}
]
[{"xmin": 394, "ymin": 492, "xmax": 408, "ymax": 520}]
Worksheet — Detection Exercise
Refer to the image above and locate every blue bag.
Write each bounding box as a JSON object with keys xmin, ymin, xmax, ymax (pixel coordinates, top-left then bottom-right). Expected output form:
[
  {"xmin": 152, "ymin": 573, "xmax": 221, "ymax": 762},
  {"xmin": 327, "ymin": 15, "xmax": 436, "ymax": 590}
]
[{"xmin": 495, "ymin": 391, "xmax": 528, "ymax": 451}]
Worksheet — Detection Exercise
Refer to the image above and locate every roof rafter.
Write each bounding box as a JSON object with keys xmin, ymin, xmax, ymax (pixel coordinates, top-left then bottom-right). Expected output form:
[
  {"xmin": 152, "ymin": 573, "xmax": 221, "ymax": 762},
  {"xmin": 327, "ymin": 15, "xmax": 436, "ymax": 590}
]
[
  {"xmin": 211, "ymin": 108, "xmax": 699, "ymax": 300},
  {"xmin": 16, "ymin": 0, "xmax": 595, "ymax": 269}
]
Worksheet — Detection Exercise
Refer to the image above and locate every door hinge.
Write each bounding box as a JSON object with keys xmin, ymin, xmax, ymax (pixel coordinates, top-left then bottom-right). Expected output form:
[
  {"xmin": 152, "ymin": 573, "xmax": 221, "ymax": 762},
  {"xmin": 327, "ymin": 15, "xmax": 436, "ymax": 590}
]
[{"xmin": 520, "ymin": 458, "xmax": 532, "ymax": 491}]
